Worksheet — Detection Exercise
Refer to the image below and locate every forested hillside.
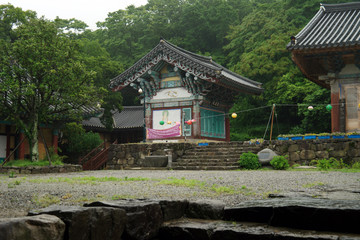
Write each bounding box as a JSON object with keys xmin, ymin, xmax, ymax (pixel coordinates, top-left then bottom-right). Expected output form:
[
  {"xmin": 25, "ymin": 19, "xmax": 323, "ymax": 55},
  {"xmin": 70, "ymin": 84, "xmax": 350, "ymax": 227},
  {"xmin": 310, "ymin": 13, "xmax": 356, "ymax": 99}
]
[{"xmin": 1, "ymin": 0, "xmax": 355, "ymax": 140}]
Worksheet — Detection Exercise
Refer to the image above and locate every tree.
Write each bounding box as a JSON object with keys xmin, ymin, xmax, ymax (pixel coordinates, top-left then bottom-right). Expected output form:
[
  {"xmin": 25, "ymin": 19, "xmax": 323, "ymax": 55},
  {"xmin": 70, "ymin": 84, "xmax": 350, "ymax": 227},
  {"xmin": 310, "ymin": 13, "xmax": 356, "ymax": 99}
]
[{"xmin": 0, "ymin": 18, "xmax": 103, "ymax": 161}]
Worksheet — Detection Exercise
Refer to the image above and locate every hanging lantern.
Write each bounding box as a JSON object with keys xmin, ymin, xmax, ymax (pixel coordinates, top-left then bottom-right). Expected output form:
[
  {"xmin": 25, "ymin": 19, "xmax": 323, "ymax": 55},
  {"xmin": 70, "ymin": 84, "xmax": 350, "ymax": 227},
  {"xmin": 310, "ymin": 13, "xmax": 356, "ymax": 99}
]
[
  {"xmin": 187, "ymin": 120, "xmax": 192, "ymax": 125},
  {"xmin": 231, "ymin": 113, "xmax": 237, "ymax": 118},
  {"xmin": 167, "ymin": 121, "xmax": 172, "ymax": 124},
  {"xmin": 159, "ymin": 121, "xmax": 164, "ymax": 125},
  {"xmin": 326, "ymin": 104, "xmax": 332, "ymax": 111},
  {"xmin": 358, "ymin": 103, "xmax": 360, "ymax": 109},
  {"xmin": 308, "ymin": 106, "xmax": 313, "ymax": 110},
  {"xmin": 191, "ymin": 119, "xmax": 196, "ymax": 123}
]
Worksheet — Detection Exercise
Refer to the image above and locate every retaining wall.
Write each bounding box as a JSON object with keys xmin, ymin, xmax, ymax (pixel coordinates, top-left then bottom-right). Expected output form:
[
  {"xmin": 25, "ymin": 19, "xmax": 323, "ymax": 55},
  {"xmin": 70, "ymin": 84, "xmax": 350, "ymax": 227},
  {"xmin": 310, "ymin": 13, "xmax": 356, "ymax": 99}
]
[
  {"xmin": 108, "ymin": 139, "xmax": 360, "ymax": 169},
  {"xmin": 0, "ymin": 164, "xmax": 82, "ymax": 174}
]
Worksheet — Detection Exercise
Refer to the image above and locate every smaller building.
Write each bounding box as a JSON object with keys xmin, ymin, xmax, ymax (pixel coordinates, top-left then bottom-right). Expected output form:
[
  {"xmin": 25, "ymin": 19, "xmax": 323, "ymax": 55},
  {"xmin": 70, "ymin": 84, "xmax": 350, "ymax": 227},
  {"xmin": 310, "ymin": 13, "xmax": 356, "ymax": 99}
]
[
  {"xmin": 110, "ymin": 39, "xmax": 263, "ymax": 142},
  {"xmin": 288, "ymin": 2, "xmax": 360, "ymax": 133},
  {"xmin": 82, "ymin": 106, "xmax": 144, "ymax": 145}
]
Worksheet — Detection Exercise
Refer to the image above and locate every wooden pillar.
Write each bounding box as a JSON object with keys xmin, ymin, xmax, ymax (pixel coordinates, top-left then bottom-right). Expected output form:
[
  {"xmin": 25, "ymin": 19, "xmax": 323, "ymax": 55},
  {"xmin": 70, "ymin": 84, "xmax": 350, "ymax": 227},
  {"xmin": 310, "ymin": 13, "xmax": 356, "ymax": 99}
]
[
  {"xmin": 225, "ymin": 117, "xmax": 230, "ymax": 142},
  {"xmin": 52, "ymin": 129, "xmax": 59, "ymax": 154},
  {"xmin": 19, "ymin": 131, "xmax": 26, "ymax": 160},
  {"xmin": 331, "ymin": 92, "xmax": 340, "ymax": 133},
  {"xmin": 192, "ymin": 102, "xmax": 201, "ymax": 139}
]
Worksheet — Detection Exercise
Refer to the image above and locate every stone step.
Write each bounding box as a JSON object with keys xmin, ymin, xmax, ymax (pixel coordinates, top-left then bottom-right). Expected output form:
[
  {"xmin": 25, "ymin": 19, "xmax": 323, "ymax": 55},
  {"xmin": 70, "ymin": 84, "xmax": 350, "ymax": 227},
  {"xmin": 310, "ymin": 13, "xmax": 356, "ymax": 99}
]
[
  {"xmin": 171, "ymin": 166, "xmax": 239, "ymax": 170},
  {"xmin": 159, "ymin": 218, "xmax": 359, "ymax": 240},
  {"xmin": 172, "ymin": 163, "xmax": 238, "ymax": 167},
  {"xmin": 179, "ymin": 155, "xmax": 240, "ymax": 160}
]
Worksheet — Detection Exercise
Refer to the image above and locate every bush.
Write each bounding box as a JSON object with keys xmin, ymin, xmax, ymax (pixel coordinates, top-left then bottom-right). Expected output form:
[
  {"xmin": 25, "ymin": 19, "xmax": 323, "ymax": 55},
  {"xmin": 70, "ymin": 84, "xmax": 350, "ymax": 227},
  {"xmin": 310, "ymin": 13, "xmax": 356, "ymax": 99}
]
[
  {"xmin": 352, "ymin": 162, "xmax": 360, "ymax": 169},
  {"xmin": 61, "ymin": 122, "xmax": 103, "ymax": 162},
  {"xmin": 238, "ymin": 152, "xmax": 261, "ymax": 170},
  {"xmin": 270, "ymin": 156, "xmax": 290, "ymax": 170},
  {"xmin": 311, "ymin": 158, "xmax": 348, "ymax": 170}
]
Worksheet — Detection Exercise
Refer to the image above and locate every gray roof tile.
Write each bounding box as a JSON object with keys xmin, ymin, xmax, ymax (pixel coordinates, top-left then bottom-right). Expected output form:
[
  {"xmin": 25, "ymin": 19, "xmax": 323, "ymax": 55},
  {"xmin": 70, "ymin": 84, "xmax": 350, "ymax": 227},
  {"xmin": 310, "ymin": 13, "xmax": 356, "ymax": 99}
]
[
  {"xmin": 82, "ymin": 106, "xmax": 143, "ymax": 130},
  {"xmin": 288, "ymin": 2, "xmax": 360, "ymax": 50}
]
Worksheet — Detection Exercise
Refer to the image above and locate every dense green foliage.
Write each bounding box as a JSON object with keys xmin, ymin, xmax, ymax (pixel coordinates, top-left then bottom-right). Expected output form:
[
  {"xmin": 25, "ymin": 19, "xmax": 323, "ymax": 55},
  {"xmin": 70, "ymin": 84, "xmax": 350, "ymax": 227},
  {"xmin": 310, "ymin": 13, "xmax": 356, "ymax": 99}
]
[
  {"xmin": 238, "ymin": 152, "xmax": 261, "ymax": 170},
  {"xmin": 270, "ymin": 156, "xmax": 290, "ymax": 170},
  {"xmin": 60, "ymin": 123, "xmax": 103, "ymax": 162},
  {"xmin": 310, "ymin": 158, "xmax": 348, "ymax": 170},
  {"xmin": 1, "ymin": 0, "xmax": 355, "ymax": 147}
]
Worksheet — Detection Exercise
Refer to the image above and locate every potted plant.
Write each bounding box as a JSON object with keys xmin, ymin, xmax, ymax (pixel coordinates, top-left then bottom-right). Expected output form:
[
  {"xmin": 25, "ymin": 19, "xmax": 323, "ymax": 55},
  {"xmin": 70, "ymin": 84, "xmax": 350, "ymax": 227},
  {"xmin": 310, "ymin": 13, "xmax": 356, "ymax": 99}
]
[
  {"xmin": 249, "ymin": 138, "xmax": 264, "ymax": 145},
  {"xmin": 289, "ymin": 134, "xmax": 303, "ymax": 141},
  {"xmin": 317, "ymin": 132, "xmax": 330, "ymax": 140},
  {"xmin": 347, "ymin": 132, "xmax": 360, "ymax": 139},
  {"xmin": 331, "ymin": 132, "xmax": 345, "ymax": 139},
  {"xmin": 304, "ymin": 133, "xmax": 316, "ymax": 140},
  {"xmin": 277, "ymin": 134, "xmax": 289, "ymax": 141}
]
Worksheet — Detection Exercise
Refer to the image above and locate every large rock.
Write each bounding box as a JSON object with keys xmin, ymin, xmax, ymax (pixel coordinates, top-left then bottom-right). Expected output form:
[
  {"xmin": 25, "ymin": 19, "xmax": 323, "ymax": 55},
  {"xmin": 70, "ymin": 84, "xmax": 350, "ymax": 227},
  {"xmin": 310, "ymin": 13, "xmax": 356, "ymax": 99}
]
[
  {"xmin": 224, "ymin": 199, "xmax": 360, "ymax": 234},
  {"xmin": 186, "ymin": 200, "xmax": 225, "ymax": 220},
  {"xmin": 0, "ymin": 214, "xmax": 65, "ymax": 240},
  {"xmin": 85, "ymin": 199, "xmax": 163, "ymax": 240},
  {"xmin": 29, "ymin": 205, "xmax": 126, "ymax": 240},
  {"xmin": 257, "ymin": 148, "xmax": 278, "ymax": 166},
  {"xmin": 159, "ymin": 199, "xmax": 189, "ymax": 221},
  {"xmin": 159, "ymin": 218, "xmax": 344, "ymax": 240}
]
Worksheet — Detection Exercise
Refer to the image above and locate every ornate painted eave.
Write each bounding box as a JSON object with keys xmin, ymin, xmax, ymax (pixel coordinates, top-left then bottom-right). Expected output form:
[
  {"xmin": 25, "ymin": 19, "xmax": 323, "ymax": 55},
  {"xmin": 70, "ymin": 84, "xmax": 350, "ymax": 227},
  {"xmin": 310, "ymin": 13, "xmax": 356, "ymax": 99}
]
[{"xmin": 110, "ymin": 39, "xmax": 263, "ymax": 95}]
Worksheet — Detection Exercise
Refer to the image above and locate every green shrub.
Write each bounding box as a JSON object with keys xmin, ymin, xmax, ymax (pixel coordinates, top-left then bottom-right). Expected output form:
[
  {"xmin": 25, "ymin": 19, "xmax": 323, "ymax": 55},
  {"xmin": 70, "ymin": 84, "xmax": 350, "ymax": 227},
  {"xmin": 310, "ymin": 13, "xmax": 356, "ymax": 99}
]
[
  {"xmin": 270, "ymin": 156, "xmax": 290, "ymax": 170},
  {"xmin": 238, "ymin": 152, "xmax": 261, "ymax": 170},
  {"xmin": 312, "ymin": 158, "xmax": 348, "ymax": 170},
  {"xmin": 61, "ymin": 122, "xmax": 102, "ymax": 160},
  {"xmin": 351, "ymin": 162, "xmax": 360, "ymax": 169}
]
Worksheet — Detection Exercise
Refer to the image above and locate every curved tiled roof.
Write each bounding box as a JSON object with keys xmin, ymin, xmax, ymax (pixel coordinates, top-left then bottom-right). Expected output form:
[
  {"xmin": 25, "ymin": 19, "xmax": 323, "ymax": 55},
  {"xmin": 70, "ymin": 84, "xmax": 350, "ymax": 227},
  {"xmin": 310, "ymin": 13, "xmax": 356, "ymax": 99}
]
[
  {"xmin": 110, "ymin": 39, "xmax": 263, "ymax": 95},
  {"xmin": 82, "ymin": 106, "xmax": 143, "ymax": 130},
  {"xmin": 287, "ymin": 2, "xmax": 360, "ymax": 50}
]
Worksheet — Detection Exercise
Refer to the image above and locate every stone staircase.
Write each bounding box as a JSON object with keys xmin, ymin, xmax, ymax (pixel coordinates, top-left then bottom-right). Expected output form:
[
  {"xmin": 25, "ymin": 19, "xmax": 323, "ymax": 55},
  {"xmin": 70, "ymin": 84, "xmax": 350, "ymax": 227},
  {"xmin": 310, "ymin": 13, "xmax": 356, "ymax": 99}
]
[{"xmin": 172, "ymin": 142, "xmax": 264, "ymax": 170}]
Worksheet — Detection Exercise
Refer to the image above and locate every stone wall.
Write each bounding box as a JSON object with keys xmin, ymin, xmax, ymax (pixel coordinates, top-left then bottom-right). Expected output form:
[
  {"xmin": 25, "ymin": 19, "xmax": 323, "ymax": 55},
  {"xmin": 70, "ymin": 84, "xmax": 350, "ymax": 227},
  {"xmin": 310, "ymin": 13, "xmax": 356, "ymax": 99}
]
[
  {"xmin": 108, "ymin": 139, "xmax": 360, "ymax": 169},
  {"xmin": 268, "ymin": 138, "xmax": 360, "ymax": 165},
  {"xmin": 107, "ymin": 143, "xmax": 194, "ymax": 169},
  {"xmin": 0, "ymin": 164, "xmax": 82, "ymax": 174}
]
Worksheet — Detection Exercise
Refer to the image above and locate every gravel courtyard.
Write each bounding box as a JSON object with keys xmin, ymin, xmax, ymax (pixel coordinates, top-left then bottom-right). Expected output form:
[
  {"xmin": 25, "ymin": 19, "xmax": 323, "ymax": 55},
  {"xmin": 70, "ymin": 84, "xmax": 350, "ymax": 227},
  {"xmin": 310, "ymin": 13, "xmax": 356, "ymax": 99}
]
[{"xmin": 0, "ymin": 170, "xmax": 359, "ymax": 218}]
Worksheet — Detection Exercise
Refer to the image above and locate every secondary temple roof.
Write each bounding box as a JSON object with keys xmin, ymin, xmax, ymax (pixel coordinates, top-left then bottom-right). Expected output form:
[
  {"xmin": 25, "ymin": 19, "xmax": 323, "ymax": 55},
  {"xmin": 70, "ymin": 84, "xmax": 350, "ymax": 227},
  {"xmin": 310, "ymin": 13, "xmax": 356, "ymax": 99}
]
[
  {"xmin": 82, "ymin": 106, "xmax": 143, "ymax": 130},
  {"xmin": 287, "ymin": 2, "xmax": 360, "ymax": 50},
  {"xmin": 110, "ymin": 39, "xmax": 263, "ymax": 95}
]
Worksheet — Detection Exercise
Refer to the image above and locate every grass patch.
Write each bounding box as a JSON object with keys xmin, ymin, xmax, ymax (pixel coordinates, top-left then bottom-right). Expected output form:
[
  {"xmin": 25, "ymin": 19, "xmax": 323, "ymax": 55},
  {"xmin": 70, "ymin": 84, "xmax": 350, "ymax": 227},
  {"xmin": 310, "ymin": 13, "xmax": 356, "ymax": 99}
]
[
  {"xmin": 111, "ymin": 194, "xmax": 137, "ymax": 200},
  {"xmin": 4, "ymin": 159, "xmax": 63, "ymax": 167},
  {"xmin": 32, "ymin": 194, "xmax": 61, "ymax": 208},
  {"xmin": 158, "ymin": 177, "xmax": 206, "ymax": 188},
  {"xmin": 29, "ymin": 176, "xmax": 151, "ymax": 185},
  {"xmin": 302, "ymin": 182, "xmax": 325, "ymax": 188}
]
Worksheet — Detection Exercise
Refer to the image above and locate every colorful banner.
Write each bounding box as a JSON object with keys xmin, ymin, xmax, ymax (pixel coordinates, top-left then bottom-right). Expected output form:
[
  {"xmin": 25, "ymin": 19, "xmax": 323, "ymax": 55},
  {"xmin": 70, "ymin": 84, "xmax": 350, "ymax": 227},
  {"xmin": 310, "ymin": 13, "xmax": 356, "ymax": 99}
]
[{"xmin": 147, "ymin": 124, "xmax": 181, "ymax": 139}]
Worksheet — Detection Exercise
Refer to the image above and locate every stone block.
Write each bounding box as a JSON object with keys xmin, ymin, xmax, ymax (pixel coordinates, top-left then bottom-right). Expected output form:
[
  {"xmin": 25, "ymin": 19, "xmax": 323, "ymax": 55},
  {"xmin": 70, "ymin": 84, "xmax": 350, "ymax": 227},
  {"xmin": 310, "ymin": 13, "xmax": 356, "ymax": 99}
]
[
  {"xmin": 0, "ymin": 214, "xmax": 65, "ymax": 240},
  {"xmin": 141, "ymin": 156, "xmax": 168, "ymax": 167},
  {"xmin": 159, "ymin": 200, "xmax": 189, "ymax": 221},
  {"xmin": 289, "ymin": 151, "xmax": 300, "ymax": 162},
  {"xmin": 329, "ymin": 150, "xmax": 346, "ymax": 158},
  {"xmin": 186, "ymin": 200, "xmax": 225, "ymax": 220},
  {"xmin": 299, "ymin": 150, "xmax": 315, "ymax": 160},
  {"xmin": 315, "ymin": 151, "xmax": 329, "ymax": 159},
  {"xmin": 29, "ymin": 206, "xmax": 126, "ymax": 240},
  {"xmin": 85, "ymin": 200, "xmax": 163, "ymax": 240}
]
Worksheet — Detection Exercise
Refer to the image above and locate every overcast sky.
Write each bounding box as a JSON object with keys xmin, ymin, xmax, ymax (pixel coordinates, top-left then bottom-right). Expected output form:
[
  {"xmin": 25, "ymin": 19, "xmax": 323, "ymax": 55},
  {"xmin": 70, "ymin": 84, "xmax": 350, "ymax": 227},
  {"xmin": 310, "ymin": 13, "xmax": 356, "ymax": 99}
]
[{"xmin": 1, "ymin": 0, "xmax": 148, "ymax": 30}]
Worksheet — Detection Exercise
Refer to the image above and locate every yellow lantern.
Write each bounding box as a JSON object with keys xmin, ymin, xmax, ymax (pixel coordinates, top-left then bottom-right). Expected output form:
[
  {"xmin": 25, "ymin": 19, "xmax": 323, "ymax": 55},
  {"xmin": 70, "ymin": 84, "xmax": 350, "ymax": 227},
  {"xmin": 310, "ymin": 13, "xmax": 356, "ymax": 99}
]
[{"xmin": 231, "ymin": 113, "xmax": 237, "ymax": 118}]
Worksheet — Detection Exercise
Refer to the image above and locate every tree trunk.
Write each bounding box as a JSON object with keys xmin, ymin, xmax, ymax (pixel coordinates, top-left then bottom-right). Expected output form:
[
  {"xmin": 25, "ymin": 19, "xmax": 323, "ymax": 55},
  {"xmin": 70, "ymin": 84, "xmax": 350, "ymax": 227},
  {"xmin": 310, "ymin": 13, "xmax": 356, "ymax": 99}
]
[{"xmin": 29, "ymin": 113, "xmax": 39, "ymax": 162}]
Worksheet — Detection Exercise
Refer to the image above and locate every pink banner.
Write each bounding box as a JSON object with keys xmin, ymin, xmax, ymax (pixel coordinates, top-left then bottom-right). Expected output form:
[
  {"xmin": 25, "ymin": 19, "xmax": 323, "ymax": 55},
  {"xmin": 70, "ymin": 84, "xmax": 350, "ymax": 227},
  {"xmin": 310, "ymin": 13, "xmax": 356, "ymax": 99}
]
[{"xmin": 147, "ymin": 124, "xmax": 181, "ymax": 139}]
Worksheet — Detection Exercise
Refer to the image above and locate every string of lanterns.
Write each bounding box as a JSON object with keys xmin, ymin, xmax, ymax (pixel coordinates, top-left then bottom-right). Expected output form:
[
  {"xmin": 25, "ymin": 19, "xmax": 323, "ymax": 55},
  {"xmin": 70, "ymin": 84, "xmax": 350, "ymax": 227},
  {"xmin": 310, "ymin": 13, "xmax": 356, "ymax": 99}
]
[{"xmin": 156, "ymin": 102, "xmax": 360, "ymax": 126}]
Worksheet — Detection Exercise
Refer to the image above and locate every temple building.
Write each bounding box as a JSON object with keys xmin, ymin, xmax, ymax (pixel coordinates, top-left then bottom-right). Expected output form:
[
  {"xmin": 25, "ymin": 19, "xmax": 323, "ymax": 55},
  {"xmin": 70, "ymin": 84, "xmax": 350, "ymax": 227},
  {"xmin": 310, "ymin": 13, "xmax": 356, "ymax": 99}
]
[
  {"xmin": 288, "ymin": 2, "xmax": 360, "ymax": 133},
  {"xmin": 110, "ymin": 39, "xmax": 263, "ymax": 142}
]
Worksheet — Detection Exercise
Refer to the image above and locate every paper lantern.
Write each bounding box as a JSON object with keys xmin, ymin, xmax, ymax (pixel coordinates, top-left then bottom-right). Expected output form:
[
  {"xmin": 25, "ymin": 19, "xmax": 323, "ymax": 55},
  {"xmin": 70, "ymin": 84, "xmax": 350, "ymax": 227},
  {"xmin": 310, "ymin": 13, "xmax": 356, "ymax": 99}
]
[
  {"xmin": 167, "ymin": 121, "xmax": 172, "ymax": 124},
  {"xmin": 159, "ymin": 121, "xmax": 164, "ymax": 125},
  {"xmin": 326, "ymin": 104, "xmax": 332, "ymax": 111},
  {"xmin": 186, "ymin": 120, "xmax": 192, "ymax": 125},
  {"xmin": 231, "ymin": 113, "xmax": 237, "ymax": 118},
  {"xmin": 191, "ymin": 119, "xmax": 196, "ymax": 123},
  {"xmin": 308, "ymin": 106, "xmax": 313, "ymax": 110},
  {"xmin": 358, "ymin": 103, "xmax": 360, "ymax": 108}
]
